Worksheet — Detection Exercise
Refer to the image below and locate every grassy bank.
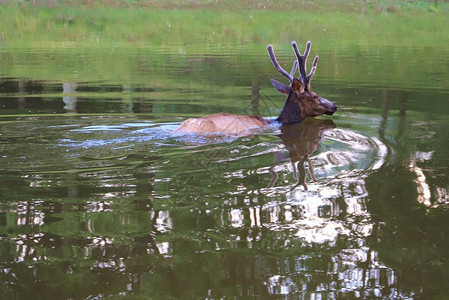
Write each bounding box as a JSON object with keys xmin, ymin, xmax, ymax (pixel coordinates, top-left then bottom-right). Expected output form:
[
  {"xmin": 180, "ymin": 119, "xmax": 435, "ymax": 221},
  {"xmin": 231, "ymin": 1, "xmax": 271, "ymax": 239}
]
[
  {"xmin": 0, "ymin": 1, "xmax": 448, "ymax": 88},
  {"xmin": 3, "ymin": 0, "xmax": 449, "ymax": 13},
  {"xmin": 1, "ymin": 3, "xmax": 448, "ymax": 48}
]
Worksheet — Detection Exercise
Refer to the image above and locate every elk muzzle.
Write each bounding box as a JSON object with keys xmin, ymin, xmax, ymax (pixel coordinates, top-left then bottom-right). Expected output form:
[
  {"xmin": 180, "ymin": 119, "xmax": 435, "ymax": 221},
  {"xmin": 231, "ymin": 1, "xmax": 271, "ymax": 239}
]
[{"xmin": 318, "ymin": 96, "xmax": 338, "ymax": 115}]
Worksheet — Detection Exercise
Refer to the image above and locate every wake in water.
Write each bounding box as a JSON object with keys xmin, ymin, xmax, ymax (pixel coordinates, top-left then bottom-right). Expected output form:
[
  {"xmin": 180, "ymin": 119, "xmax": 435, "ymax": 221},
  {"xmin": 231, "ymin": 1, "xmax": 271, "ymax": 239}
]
[{"xmin": 58, "ymin": 121, "xmax": 253, "ymax": 149}]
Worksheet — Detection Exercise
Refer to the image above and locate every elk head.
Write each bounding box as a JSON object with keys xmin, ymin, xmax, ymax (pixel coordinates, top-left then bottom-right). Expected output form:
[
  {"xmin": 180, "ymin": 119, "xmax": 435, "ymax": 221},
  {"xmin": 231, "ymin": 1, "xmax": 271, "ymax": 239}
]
[{"xmin": 267, "ymin": 41, "xmax": 337, "ymax": 124}]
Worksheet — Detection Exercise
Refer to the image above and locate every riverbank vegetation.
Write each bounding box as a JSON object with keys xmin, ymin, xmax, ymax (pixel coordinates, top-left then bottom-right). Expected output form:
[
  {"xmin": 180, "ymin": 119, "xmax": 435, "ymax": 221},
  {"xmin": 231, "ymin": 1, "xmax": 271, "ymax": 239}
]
[
  {"xmin": 2, "ymin": 0, "xmax": 448, "ymax": 13},
  {"xmin": 0, "ymin": 0, "xmax": 447, "ymax": 90}
]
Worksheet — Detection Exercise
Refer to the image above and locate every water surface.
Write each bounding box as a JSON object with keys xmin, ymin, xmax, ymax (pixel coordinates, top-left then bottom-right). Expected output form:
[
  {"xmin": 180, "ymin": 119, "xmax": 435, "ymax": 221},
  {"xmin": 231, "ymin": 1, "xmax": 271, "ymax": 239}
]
[{"xmin": 1, "ymin": 8, "xmax": 449, "ymax": 299}]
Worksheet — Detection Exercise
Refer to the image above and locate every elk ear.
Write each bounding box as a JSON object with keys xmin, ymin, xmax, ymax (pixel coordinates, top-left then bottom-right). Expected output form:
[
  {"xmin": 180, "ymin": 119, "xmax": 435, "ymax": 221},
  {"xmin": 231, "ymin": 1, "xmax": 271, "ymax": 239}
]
[
  {"xmin": 270, "ymin": 79, "xmax": 291, "ymax": 95},
  {"xmin": 292, "ymin": 78, "xmax": 305, "ymax": 94}
]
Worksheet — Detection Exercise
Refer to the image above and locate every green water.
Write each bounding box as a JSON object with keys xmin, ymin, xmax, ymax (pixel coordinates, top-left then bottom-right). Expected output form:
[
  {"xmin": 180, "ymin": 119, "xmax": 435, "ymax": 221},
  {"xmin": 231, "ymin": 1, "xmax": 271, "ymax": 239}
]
[{"xmin": 1, "ymin": 5, "xmax": 449, "ymax": 299}]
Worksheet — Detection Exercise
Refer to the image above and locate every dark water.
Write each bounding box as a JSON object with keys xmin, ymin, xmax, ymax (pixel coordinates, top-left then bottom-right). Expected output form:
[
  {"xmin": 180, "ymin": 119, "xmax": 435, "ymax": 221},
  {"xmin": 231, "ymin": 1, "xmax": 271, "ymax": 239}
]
[{"xmin": 1, "ymin": 23, "xmax": 449, "ymax": 299}]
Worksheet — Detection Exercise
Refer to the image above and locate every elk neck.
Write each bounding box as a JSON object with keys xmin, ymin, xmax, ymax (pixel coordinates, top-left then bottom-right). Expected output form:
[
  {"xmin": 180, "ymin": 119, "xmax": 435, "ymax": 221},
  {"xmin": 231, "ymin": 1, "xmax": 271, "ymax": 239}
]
[{"xmin": 276, "ymin": 90, "xmax": 304, "ymax": 124}]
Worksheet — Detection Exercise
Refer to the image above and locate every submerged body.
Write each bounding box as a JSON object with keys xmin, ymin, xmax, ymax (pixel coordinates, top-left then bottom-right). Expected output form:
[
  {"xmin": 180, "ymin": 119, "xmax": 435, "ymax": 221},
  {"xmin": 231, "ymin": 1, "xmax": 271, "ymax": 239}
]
[{"xmin": 175, "ymin": 113, "xmax": 271, "ymax": 136}]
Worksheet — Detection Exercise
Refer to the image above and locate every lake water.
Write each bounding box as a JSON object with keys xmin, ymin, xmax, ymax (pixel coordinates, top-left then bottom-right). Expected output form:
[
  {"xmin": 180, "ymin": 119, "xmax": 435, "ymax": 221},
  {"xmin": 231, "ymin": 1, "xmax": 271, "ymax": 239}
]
[{"xmin": 1, "ymin": 8, "xmax": 449, "ymax": 299}]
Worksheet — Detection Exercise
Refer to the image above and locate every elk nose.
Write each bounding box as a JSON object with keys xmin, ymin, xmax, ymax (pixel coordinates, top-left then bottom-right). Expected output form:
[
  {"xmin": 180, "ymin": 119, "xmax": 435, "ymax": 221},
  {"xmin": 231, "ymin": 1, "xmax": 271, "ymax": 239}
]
[
  {"xmin": 328, "ymin": 104, "xmax": 337, "ymax": 115},
  {"xmin": 318, "ymin": 96, "xmax": 337, "ymax": 114}
]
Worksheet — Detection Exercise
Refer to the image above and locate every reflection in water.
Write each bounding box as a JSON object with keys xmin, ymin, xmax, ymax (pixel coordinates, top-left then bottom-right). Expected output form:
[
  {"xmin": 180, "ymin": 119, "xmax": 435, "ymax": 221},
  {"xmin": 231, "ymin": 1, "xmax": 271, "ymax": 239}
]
[
  {"xmin": 0, "ymin": 111, "xmax": 397, "ymax": 298},
  {"xmin": 247, "ymin": 119, "xmax": 396, "ymax": 296},
  {"xmin": 1, "ymin": 38, "xmax": 449, "ymax": 297},
  {"xmin": 268, "ymin": 118, "xmax": 337, "ymax": 190},
  {"xmin": 17, "ymin": 80, "xmax": 26, "ymax": 109},
  {"xmin": 62, "ymin": 82, "xmax": 78, "ymax": 113}
]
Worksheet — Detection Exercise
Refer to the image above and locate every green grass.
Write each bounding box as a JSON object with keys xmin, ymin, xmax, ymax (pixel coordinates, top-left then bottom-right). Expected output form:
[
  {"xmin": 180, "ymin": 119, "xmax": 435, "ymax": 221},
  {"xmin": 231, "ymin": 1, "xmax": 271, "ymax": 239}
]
[
  {"xmin": 3, "ymin": 0, "xmax": 449, "ymax": 13},
  {"xmin": 1, "ymin": 3, "xmax": 447, "ymax": 48},
  {"xmin": 0, "ymin": 1, "xmax": 448, "ymax": 89}
]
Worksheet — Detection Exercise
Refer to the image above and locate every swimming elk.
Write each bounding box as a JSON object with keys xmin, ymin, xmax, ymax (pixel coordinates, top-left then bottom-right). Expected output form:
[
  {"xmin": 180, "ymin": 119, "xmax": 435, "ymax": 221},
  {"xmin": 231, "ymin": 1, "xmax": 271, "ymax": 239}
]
[{"xmin": 175, "ymin": 41, "xmax": 337, "ymax": 135}]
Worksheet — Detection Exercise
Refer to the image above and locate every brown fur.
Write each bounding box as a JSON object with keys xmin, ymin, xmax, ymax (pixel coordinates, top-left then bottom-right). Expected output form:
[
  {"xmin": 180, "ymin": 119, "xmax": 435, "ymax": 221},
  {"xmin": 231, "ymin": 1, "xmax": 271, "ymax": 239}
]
[{"xmin": 175, "ymin": 113, "xmax": 271, "ymax": 136}]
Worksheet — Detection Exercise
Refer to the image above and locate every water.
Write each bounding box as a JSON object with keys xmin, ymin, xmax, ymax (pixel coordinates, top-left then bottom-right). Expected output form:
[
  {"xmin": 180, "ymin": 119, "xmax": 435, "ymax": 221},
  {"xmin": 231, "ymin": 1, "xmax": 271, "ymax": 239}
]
[{"xmin": 1, "ymin": 8, "xmax": 449, "ymax": 299}]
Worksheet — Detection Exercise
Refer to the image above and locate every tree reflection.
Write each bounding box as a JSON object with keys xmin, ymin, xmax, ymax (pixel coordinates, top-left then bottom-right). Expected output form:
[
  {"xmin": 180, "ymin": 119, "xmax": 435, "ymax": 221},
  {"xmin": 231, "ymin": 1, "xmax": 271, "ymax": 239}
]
[
  {"xmin": 365, "ymin": 90, "xmax": 449, "ymax": 298},
  {"xmin": 62, "ymin": 82, "xmax": 78, "ymax": 113},
  {"xmin": 1, "ymin": 78, "xmax": 448, "ymax": 298}
]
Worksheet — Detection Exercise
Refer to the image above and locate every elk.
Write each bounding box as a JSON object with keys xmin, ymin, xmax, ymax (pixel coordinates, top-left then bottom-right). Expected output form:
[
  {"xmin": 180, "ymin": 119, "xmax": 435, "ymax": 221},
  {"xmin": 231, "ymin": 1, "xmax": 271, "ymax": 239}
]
[{"xmin": 175, "ymin": 41, "xmax": 337, "ymax": 135}]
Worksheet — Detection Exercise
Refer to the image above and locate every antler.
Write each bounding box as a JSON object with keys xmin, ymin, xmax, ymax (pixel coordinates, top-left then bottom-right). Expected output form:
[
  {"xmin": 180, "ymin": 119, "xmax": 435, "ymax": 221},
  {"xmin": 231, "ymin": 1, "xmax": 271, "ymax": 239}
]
[
  {"xmin": 291, "ymin": 41, "xmax": 319, "ymax": 91},
  {"xmin": 267, "ymin": 44, "xmax": 297, "ymax": 84}
]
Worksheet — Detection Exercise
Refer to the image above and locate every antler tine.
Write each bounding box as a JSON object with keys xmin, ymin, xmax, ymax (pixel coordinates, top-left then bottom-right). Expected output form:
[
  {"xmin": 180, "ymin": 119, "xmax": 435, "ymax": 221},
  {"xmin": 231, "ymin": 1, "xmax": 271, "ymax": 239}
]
[
  {"xmin": 306, "ymin": 55, "xmax": 319, "ymax": 87},
  {"xmin": 267, "ymin": 44, "xmax": 293, "ymax": 83},
  {"xmin": 306, "ymin": 157, "xmax": 316, "ymax": 181},
  {"xmin": 303, "ymin": 41, "xmax": 312, "ymax": 63},
  {"xmin": 292, "ymin": 41, "xmax": 314, "ymax": 89},
  {"xmin": 289, "ymin": 60, "xmax": 298, "ymax": 77}
]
